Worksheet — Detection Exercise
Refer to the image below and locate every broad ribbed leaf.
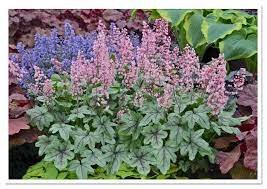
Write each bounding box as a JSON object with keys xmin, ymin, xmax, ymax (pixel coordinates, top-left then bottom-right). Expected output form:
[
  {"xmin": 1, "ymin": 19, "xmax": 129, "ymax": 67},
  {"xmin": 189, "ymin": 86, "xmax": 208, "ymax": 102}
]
[
  {"xmin": 26, "ymin": 106, "xmax": 54, "ymax": 130},
  {"xmin": 154, "ymin": 141, "xmax": 177, "ymax": 174},
  {"xmin": 143, "ymin": 124, "xmax": 168, "ymax": 148},
  {"xmin": 201, "ymin": 17, "xmax": 242, "ymax": 44},
  {"xmin": 128, "ymin": 146, "xmax": 156, "ymax": 175},
  {"xmin": 69, "ymin": 159, "xmax": 94, "ymax": 179},
  {"xmin": 156, "ymin": 9, "xmax": 193, "ymax": 26},
  {"xmin": 219, "ymin": 31, "xmax": 257, "ymax": 60},
  {"xmin": 49, "ymin": 123, "xmax": 74, "ymax": 141},
  {"xmin": 184, "ymin": 12, "xmax": 206, "ymax": 47}
]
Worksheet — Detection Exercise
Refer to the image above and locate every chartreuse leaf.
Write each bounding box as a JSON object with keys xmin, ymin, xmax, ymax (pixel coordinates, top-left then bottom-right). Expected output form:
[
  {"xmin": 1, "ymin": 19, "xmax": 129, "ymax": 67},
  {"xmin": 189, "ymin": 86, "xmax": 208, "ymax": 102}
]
[
  {"xmin": 44, "ymin": 142, "xmax": 74, "ymax": 170},
  {"xmin": 102, "ymin": 144, "xmax": 127, "ymax": 174},
  {"xmin": 154, "ymin": 140, "xmax": 177, "ymax": 174},
  {"xmin": 81, "ymin": 148, "xmax": 106, "ymax": 167},
  {"xmin": 26, "ymin": 106, "xmax": 54, "ymax": 130},
  {"xmin": 119, "ymin": 111, "xmax": 143, "ymax": 140},
  {"xmin": 183, "ymin": 12, "xmax": 206, "ymax": 48},
  {"xmin": 69, "ymin": 159, "xmax": 94, "ymax": 179},
  {"xmin": 156, "ymin": 9, "xmax": 193, "ymax": 26},
  {"xmin": 128, "ymin": 146, "xmax": 156, "ymax": 175},
  {"xmin": 201, "ymin": 16, "xmax": 242, "ymax": 44},
  {"xmin": 71, "ymin": 128, "xmax": 100, "ymax": 152},
  {"xmin": 219, "ymin": 30, "xmax": 257, "ymax": 60},
  {"xmin": 35, "ymin": 135, "xmax": 59, "ymax": 156},
  {"xmin": 92, "ymin": 116, "xmax": 117, "ymax": 144},
  {"xmin": 68, "ymin": 105, "xmax": 96, "ymax": 122},
  {"xmin": 49, "ymin": 123, "xmax": 74, "ymax": 141},
  {"xmin": 182, "ymin": 105, "xmax": 211, "ymax": 129},
  {"xmin": 142, "ymin": 124, "xmax": 168, "ymax": 148},
  {"xmin": 179, "ymin": 129, "xmax": 212, "ymax": 161},
  {"xmin": 139, "ymin": 101, "xmax": 165, "ymax": 126}
]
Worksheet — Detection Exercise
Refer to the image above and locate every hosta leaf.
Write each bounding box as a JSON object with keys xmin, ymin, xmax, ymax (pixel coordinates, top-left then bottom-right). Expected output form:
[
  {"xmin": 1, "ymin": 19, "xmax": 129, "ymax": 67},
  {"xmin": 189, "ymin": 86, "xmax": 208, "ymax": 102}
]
[
  {"xmin": 154, "ymin": 141, "xmax": 177, "ymax": 174},
  {"xmin": 102, "ymin": 144, "xmax": 127, "ymax": 174},
  {"xmin": 35, "ymin": 135, "xmax": 59, "ymax": 156},
  {"xmin": 183, "ymin": 12, "xmax": 206, "ymax": 48},
  {"xmin": 69, "ymin": 159, "xmax": 94, "ymax": 179},
  {"xmin": 119, "ymin": 111, "xmax": 143, "ymax": 140},
  {"xmin": 201, "ymin": 17, "xmax": 242, "ymax": 44},
  {"xmin": 68, "ymin": 105, "xmax": 96, "ymax": 122},
  {"xmin": 139, "ymin": 102, "xmax": 165, "ymax": 126},
  {"xmin": 49, "ymin": 123, "xmax": 74, "ymax": 141},
  {"xmin": 81, "ymin": 148, "xmax": 106, "ymax": 167},
  {"xmin": 92, "ymin": 116, "xmax": 117, "ymax": 144},
  {"xmin": 143, "ymin": 124, "xmax": 168, "ymax": 148},
  {"xmin": 128, "ymin": 146, "xmax": 156, "ymax": 175},
  {"xmin": 44, "ymin": 142, "xmax": 74, "ymax": 170},
  {"xmin": 219, "ymin": 31, "xmax": 257, "ymax": 60},
  {"xmin": 71, "ymin": 128, "xmax": 100, "ymax": 152},
  {"xmin": 156, "ymin": 9, "xmax": 193, "ymax": 26},
  {"xmin": 26, "ymin": 106, "xmax": 54, "ymax": 130}
]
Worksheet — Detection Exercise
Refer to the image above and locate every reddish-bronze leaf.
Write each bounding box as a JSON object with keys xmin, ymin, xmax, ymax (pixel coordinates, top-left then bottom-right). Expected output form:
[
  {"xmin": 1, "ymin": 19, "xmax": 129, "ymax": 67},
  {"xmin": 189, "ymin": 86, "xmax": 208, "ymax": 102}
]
[
  {"xmin": 216, "ymin": 145, "xmax": 241, "ymax": 174},
  {"xmin": 9, "ymin": 117, "xmax": 30, "ymax": 135},
  {"xmin": 238, "ymin": 84, "xmax": 257, "ymax": 116},
  {"xmin": 214, "ymin": 136, "xmax": 238, "ymax": 149}
]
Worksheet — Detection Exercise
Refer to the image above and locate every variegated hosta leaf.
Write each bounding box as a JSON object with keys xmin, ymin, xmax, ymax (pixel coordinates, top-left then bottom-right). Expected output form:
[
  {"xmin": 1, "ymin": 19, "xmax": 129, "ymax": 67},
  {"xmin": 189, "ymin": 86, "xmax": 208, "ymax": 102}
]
[
  {"xmin": 44, "ymin": 142, "xmax": 75, "ymax": 170},
  {"xmin": 128, "ymin": 146, "xmax": 156, "ymax": 175},
  {"xmin": 69, "ymin": 159, "xmax": 94, "ymax": 179}
]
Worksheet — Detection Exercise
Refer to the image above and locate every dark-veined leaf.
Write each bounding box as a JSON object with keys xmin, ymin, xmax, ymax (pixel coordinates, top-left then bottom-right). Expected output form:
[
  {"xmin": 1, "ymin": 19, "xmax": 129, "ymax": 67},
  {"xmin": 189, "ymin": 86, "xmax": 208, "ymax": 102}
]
[
  {"xmin": 35, "ymin": 135, "xmax": 59, "ymax": 156},
  {"xmin": 44, "ymin": 142, "xmax": 74, "ymax": 170},
  {"xmin": 128, "ymin": 146, "xmax": 156, "ymax": 175},
  {"xmin": 143, "ymin": 124, "xmax": 168, "ymax": 148},
  {"xmin": 69, "ymin": 159, "xmax": 94, "ymax": 179},
  {"xmin": 26, "ymin": 106, "xmax": 54, "ymax": 130},
  {"xmin": 81, "ymin": 148, "xmax": 106, "ymax": 167},
  {"xmin": 68, "ymin": 105, "xmax": 96, "ymax": 122},
  {"xmin": 49, "ymin": 123, "xmax": 74, "ymax": 141},
  {"xmin": 153, "ymin": 140, "xmax": 177, "ymax": 174},
  {"xmin": 139, "ymin": 102, "xmax": 165, "ymax": 126}
]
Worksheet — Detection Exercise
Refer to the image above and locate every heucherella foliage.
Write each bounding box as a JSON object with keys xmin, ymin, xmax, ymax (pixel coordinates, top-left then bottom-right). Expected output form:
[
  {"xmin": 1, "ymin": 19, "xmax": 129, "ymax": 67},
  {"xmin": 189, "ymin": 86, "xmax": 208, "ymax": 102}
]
[{"xmin": 23, "ymin": 20, "xmax": 248, "ymax": 179}]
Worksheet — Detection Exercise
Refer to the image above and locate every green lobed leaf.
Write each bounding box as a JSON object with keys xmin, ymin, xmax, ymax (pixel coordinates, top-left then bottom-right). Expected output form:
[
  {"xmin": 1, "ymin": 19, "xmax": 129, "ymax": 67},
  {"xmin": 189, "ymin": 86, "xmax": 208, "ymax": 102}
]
[
  {"xmin": 81, "ymin": 148, "xmax": 106, "ymax": 167},
  {"xmin": 49, "ymin": 123, "xmax": 74, "ymax": 141},
  {"xmin": 69, "ymin": 159, "xmax": 94, "ymax": 179},
  {"xmin": 143, "ymin": 124, "xmax": 168, "ymax": 148},
  {"xmin": 154, "ymin": 141, "xmax": 178, "ymax": 174},
  {"xmin": 26, "ymin": 106, "xmax": 54, "ymax": 130},
  {"xmin": 35, "ymin": 135, "xmax": 59, "ymax": 156},
  {"xmin": 128, "ymin": 146, "xmax": 156, "ymax": 175}
]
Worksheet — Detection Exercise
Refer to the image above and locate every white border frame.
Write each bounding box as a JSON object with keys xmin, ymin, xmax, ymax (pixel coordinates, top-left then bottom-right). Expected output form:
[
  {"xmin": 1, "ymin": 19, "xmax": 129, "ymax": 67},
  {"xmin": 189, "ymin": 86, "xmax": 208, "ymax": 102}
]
[{"xmin": 0, "ymin": 0, "xmax": 265, "ymax": 188}]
